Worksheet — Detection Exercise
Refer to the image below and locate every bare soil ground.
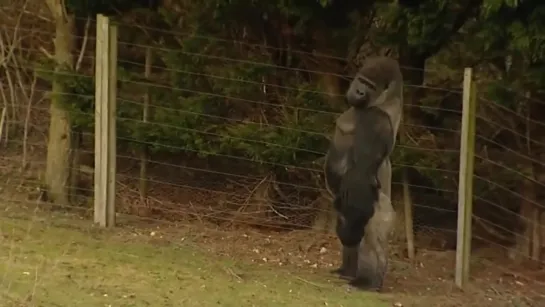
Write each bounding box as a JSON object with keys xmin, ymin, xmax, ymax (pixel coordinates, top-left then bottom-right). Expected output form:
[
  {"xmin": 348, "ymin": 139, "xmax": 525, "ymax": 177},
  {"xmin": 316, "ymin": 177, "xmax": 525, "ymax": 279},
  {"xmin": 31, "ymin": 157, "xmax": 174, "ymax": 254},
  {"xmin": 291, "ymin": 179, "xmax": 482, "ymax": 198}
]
[
  {"xmin": 0, "ymin": 149, "xmax": 543, "ymax": 306},
  {"xmin": 0, "ymin": 201, "xmax": 543, "ymax": 307},
  {"xmin": 1, "ymin": 207, "xmax": 389, "ymax": 307}
]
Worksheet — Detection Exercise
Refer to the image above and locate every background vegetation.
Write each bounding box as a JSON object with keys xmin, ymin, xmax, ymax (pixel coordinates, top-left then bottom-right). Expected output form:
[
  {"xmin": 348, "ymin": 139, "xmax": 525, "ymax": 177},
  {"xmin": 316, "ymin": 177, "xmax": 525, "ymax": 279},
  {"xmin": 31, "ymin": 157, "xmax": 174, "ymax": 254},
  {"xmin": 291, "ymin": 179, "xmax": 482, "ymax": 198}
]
[{"xmin": 2, "ymin": 0, "xmax": 545, "ymax": 273}]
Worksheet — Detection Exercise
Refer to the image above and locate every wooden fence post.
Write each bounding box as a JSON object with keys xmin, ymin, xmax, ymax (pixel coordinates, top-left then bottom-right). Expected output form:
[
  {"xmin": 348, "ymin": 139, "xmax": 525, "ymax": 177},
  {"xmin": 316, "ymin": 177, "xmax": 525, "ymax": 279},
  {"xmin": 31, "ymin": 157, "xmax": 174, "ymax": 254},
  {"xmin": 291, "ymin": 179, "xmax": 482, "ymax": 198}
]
[
  {"xmin": 455, "ymin": 67, "xmax": 477, "ymax": 288},
  {"xmin": 402, "ymin": 170, "xmax": 415, "ymax": 261},
  {"xmin": 139, "ymin": 47, "xmax": 152, "ymax": 214},
  {"xmin": 94, "ymin": 14, "xmax": 118, "ymax": 227}
]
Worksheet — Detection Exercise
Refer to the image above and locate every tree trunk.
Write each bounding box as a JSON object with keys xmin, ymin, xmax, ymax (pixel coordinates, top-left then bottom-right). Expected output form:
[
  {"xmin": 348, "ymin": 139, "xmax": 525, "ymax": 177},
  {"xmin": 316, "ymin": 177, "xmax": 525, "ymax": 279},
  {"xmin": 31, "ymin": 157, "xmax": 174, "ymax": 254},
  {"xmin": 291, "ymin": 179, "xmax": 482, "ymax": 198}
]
[
  {"xmin": 399, "ymin": 48, "xmax": 426, "ymax": 120},
  {"xmin": 44, "ymin": 0, "xmax": 75, "ymax": 206},
  {"xmin": 312, "ymin": 189, "xmax": 336, "ymax": 234},
  {"xmin": 509, "ymin": 94, "xmax": 542, "ymax": 264},
  {"xmin": 312, "ymin": 61, "xmax": 344, "ymax": 234},
  {"xmin": 319, "ymin": 71, "xmax": 345, "ymax": 109},
  {"xmin": 401, "ymin": 169, "xmax": 415, "ymax": 260},
  {"xmin": 509, "ymin": 177, "xmax": 536, "ymax": 263},
  {"xmin": 396, "ymin": 48, "xmax": 425, "ymax": 258},
  {"xmin": 69, "ymin": 130, "xmax": 81, "ymax": 204}
]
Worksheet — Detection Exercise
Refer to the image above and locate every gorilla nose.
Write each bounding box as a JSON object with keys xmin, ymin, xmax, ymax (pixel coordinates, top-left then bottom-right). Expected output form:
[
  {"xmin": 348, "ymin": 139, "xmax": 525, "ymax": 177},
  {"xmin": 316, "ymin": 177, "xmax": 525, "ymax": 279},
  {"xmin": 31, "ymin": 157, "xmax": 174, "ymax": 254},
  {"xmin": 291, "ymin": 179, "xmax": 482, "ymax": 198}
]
[
  {"xmin": 346, "ymin": 90, "xmax": 369, "ymax": 107},
  {"xmin": 346, "ymin": 90, "xmax": 358, "ymax": 103}
]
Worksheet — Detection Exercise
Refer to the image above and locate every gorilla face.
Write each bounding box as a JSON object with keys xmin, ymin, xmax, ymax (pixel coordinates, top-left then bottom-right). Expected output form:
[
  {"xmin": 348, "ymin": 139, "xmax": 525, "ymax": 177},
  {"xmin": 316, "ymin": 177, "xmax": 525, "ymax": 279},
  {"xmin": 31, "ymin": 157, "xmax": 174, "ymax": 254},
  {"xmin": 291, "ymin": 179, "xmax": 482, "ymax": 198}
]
[{"xmin": 346, "ymin": 75, "xmax": 384, "ymax": 108}]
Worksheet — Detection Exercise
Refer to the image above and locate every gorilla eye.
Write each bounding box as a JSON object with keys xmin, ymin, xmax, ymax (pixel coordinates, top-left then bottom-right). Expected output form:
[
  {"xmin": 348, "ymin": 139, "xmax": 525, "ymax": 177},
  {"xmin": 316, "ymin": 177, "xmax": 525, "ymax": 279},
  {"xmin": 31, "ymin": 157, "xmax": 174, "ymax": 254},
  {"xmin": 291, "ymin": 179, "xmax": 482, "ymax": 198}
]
[{"xmin": 356, "ymin": 76, "xmax": 377, "ymax": 91}]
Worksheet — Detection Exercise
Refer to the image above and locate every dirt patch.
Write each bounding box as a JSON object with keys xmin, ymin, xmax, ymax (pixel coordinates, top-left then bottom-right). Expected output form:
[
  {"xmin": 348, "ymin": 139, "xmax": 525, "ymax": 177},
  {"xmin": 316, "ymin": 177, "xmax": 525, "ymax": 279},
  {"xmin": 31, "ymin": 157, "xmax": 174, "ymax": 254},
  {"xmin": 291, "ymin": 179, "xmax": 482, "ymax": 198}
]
[
  {"xmin": 0, "ymin": 212, "xmax": 390, "ymax": 307},
  {"xmin": 109, "ymin": 215, "xmax": 544, "ymax": 307},
  {"xmin": 0, "ymin": 153, "xmax": 543, "ymax": 306}
]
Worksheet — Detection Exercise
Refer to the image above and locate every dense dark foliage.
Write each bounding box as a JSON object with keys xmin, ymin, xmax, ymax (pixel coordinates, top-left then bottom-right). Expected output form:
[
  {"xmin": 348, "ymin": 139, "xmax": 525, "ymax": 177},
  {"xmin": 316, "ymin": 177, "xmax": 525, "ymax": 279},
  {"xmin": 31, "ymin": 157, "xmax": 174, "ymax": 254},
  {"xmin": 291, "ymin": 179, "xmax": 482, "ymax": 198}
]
[{"xmin": 32, "ymin": 0, "xmax": 545, "ymax": 254}]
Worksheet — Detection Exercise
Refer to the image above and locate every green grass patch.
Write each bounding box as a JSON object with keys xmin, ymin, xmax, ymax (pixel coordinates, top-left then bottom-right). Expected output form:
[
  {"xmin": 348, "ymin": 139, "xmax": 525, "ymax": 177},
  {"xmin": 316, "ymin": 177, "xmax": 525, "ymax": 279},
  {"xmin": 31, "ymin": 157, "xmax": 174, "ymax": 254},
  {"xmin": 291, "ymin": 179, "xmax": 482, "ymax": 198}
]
[{"xmin": 0, "ymin": 212, "xmax": 390, "ymax": 307}]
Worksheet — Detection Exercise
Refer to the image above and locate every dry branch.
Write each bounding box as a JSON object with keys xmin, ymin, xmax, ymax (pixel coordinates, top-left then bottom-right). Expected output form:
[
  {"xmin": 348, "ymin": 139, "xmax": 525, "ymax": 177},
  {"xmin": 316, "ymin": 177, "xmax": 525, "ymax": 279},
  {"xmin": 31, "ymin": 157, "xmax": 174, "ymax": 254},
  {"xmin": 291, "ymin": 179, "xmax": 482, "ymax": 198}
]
[{"xmin": 0, "ymin": 107, "xmax": 6, "ymax": 143}]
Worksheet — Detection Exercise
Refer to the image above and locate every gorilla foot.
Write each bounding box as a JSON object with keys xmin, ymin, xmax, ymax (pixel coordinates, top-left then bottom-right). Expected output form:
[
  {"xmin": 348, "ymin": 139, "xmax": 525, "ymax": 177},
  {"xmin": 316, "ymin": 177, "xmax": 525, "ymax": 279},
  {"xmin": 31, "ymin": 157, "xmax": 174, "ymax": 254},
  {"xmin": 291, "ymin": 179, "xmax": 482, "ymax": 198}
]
[
  {"xmin": 348, "ymin": 276, "xmax": 384, "ymax": 292},
  {"xmin": 330, "ymin": 267, "xmax": 356, "ymax": 280}
]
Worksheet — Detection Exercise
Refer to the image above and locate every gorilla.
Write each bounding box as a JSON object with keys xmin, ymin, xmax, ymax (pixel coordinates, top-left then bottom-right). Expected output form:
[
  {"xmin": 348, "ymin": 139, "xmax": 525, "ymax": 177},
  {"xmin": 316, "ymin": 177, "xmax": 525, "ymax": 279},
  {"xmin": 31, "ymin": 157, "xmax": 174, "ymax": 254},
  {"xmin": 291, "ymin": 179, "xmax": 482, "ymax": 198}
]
[{"xmin": 324, "ymin": 57, "xmax": 403, "ymax": 291}]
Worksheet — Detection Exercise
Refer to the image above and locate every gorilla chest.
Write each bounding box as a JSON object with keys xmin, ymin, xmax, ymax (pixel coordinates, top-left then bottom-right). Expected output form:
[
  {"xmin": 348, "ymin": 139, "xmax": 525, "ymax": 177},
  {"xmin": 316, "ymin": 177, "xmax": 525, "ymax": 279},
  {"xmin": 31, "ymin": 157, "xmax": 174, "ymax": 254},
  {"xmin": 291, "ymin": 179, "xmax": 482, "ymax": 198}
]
[{"xmin": 328, "ymin": 130, "xmax": 353, "ymax": 174}]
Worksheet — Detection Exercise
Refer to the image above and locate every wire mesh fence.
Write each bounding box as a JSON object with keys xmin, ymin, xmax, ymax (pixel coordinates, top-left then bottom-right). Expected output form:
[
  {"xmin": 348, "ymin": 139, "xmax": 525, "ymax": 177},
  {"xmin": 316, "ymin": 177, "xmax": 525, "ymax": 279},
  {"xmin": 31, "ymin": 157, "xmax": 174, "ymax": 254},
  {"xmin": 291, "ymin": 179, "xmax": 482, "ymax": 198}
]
[{"xmin": 1, "ymin": 11, "xmax": 544, "ymax": 306}]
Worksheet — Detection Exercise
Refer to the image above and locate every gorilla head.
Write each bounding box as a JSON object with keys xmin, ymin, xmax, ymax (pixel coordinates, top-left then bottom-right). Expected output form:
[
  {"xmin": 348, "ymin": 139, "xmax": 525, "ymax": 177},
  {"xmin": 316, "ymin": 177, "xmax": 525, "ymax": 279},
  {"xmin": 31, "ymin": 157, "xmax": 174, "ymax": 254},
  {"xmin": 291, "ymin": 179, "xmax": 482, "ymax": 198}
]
[{"xmin": 346, "ymin": 57, "xmax": 403, "ymax": 108}]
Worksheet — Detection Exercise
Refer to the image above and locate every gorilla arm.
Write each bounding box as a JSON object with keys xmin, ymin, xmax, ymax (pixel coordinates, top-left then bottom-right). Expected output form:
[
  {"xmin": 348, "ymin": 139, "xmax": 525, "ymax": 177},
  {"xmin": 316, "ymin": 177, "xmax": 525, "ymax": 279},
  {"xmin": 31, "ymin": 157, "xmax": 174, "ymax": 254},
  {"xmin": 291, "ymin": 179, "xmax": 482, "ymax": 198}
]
[
  {"xmin": 333, "ymin": 57, "xmax": 401, "ymax": 291},
  {"xmin": 324, "ymin": 108, "xmax": 356, "ymax": 198},
  {"xmin": 331, "ymin": 106, "xmax": 395, "ymax": 285},
  {"xmin": 335, "ymin": 106, "xmax": 394, "ymax": 247},
  {"xmin": 333, "ymin": 161, "xmax": 394, "ymax": 283},
  {"xmin": 324, "ymin": 107, "xmax": 359, "ymax": 279}
]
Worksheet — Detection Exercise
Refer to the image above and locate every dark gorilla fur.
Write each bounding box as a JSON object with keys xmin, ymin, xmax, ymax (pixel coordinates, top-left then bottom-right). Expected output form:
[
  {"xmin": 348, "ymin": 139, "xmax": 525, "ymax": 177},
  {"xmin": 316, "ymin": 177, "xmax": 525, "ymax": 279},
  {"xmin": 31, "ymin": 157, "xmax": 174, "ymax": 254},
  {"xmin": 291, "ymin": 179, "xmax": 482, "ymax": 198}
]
[{"xmin": 324, "ymin": 57, "xmax": 403, "ymax": 291}]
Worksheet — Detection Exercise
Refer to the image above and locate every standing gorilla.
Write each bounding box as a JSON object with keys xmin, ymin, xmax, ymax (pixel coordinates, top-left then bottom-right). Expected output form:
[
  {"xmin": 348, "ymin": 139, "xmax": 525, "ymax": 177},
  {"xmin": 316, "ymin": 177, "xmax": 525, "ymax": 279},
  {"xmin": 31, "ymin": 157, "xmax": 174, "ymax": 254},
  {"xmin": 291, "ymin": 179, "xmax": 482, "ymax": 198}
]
[{"xmin": 324, "ymin": 57, "xmax": 403, "ymax": 290}]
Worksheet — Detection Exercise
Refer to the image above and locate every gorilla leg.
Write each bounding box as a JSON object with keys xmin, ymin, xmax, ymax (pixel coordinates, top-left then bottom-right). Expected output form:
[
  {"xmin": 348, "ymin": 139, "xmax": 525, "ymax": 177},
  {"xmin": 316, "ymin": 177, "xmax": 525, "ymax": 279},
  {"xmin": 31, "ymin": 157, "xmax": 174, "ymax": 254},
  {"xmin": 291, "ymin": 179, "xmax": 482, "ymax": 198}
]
[
  {"xmin": 349, "ymin": 192, "xmax": 395, "ymax": 291},
  {"xmin": 330, "ymin": 245, "xmax": 358, "ymax": 279},
  {"xmin": 331, "ymin": 214, "xmax": 363, "ymax": 279},
  {"xmin": 333, "ymin": 159, "xmax": 393, "ymax": 286},
  {"xmin": 331, "ymin": 190, "xmax": 377, "ymax": 280},
  {"xmin": 352, "ymin": 159, "xmax": 392, "ymax": 289},
  {"xmin": 377, "ymin": 159, "xmax": 391, "ymax": 198}
]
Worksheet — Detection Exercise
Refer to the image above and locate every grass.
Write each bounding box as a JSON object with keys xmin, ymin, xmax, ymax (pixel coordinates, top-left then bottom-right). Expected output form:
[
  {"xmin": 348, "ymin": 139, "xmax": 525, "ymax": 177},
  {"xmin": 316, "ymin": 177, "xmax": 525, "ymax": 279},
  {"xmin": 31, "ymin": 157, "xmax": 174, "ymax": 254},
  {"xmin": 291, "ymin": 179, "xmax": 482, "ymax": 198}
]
[{"xmin": 0, "ymin": 211, "xmax": 390, "ymax": 307}]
